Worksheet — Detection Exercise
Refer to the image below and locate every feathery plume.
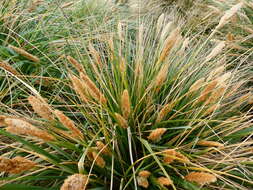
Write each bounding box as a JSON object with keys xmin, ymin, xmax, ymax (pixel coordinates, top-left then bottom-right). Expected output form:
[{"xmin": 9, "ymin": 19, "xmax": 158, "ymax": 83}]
[
  {"xmin": 197, "ymin": 80, "xmax": 218, "ymax": 103},
  {"xmin": 60, "ymin": 174, "xmax": 88, "ymax": 190},
  {"xmin": 189, "ymin": 78, "xmax": 205, "ymax": 93},
  {"xmin": 0, "ymin": 61, "xmax": 20, "ymax": 75},
  {"xmin": 67, "ymin": 56, "xmax": 85, "ymax": 73},
  {"xmin": 88, "ymin": 43, "xmax": 102, "ymax": 67},
  {"xmin": 207, "ymin": 65, "xmax": 225, "ymax": 81},
  {"xmin": 80, "ymin": 73, "xmax": 107, "ymax": 104},
  {"xmin": 8, "ymin": 45, "xmax": 40, "ymax": 63},
  {"xmin": 184, "ymin": 172, "xmax": 217, "ymax": 185},
  {"xmin": 205, "ymin": 41, "xmax": 226, "ymax": 63},
  {"xmin": 156, "ymin": 102, "xmax": 174, "ymax": 123},
  {"xmin": 28, "ymin": 95, "xmax": 54, "ymax": 121},
  {"xmin": 54, "ymin": 110, "xmax": 83, "ymax": 139},
  {"xmin": 204, "ymin": 103, "xmax": 220, "ymax": 116},
  {"xmin": 157, "ymin": 177, "xmax": 173, "ymax": 187},
  {"xmin": 156, "ymin": 13, "xmax": 165, "ymax": 35},
  {"xmin": 0, "ymin": 157, "xmax": 13, "ymax": 173},
  {"xmin": 137, "ymin": 171, "xmax": 151, "ymax": 189},
  {"xmin": 5, "ymin": 118, "xmax": 55, "ymax": 141},
  {"xmin": 147, "ymin": 128, "xmax": 167, "ymax": 142},
  {"xmin": 69, "ymin": 74, "xmax": 88, "ymax": 103},
  {"xmin": 154, "ymin": 64, "xmax": 169, "ymax": 90},
  {"xmin": 61, "ymin": 1, "xmax": 74, "ymax": 8},
  {"xmin": 197, "ymin": 140, "xmax": 224, "ymax": 147},
  {"xmin": 114, "ymin": 113, "xmax": 128, "ymax": 129},
  {"xmin": 96, "ymin": 141, "xmax": 111, "ymax": 155},
  {"xmin": 157, "ymin": 28, "xmax": 180, "ymax": 64},
  {"xmin": 91, "ymin": 152, "xmax": 106, "ymax": 168},
  {"xmin": 121, "ymin": 89, "xmax": 131, "ymax": 119},
  {"xmin": 215, "ymin": 3, "xmax": 243, "ymax": 30},
  {"xmin": 0, "ymin": 115, "xmax": 6, "ymax": 126}
]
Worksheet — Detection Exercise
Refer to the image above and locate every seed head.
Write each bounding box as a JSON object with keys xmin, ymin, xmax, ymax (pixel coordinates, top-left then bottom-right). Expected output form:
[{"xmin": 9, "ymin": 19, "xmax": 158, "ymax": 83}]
[
  {"xmin": 114, "ymin": 113, "xmax": 128, "ymax": 129},
  {"xmin": 91, "ymin": 152, "xmax": 106, "ymax": 168},
  {"xmin": 67, "ymin": 56, "xmax": 85, "ymax": 73},
  {"xmin": 157, "ymin": 176, "xmax": 173, "ymax": 187},
  {"xmin": 5, "ymin": 118, "xmax": 55, "ymax": 141},
  {"xmin": 189, "ymin": 78, "xmax": 205, "ymax": 93},
  {"xmin": 69, "ymin": 74, "xmax": 88, "ymax": 103},
  {"xmin": 96, "ymin": 141, "xmax": 111, "ymax": 155},
  {"xmin": 8, "ymin": 157, "xmax": 36, "ymax": 174},
  {"xmin": 154, "ymin": 64, "xmax": 169, "ymax": 91},
  {"xmin": 185, "ymin": 172, "xmax": 217, "ymax": 185},
  {"xmin": 147, "ymin": 128, "xmax": 167, "ymax": 142},
  {"xmin": 156, "ymin": 103, "xmax": 174, "ymax": 123},
  {"xmin": 28, "ymin": 95, "xmax": 54, "ymax": 121},
  {"xmin": 88, "ymin": 43, "xmax": 102, "ymax": 67},
  {"xmin": 197, "ymin": 140, "xmax": 224, "ymax": 147},
  {"xmin": 60, "ymin": 174, "xmax": 88, "ymax": 190},
  {"xmin": 205, "ymin": 41, "xmax": 226, "ymax": 63},
  {"xmin": 0, "ymin": 61, "xmax": 20, "ymax": 75},
  {"xmin": 8, "ymin": 45, "xmax": 40, "ymax": 63},
  {"xmin": 54, "ymin": 110, "xmax": 83, "ymax": 139},
  {"xmin": 137, "ymin": 176, "xmax": 149, "ymax": 188},
  {"xmin": 138, "ymin": 170, "xmax": 151, "ymax": 178},
  {"xmin": 121, "ymin": 89, "xmax": 131, "ymax": 119},
  {"xmin": 163, "ymin": 149, "xmax": 190, "ymax": 164}
]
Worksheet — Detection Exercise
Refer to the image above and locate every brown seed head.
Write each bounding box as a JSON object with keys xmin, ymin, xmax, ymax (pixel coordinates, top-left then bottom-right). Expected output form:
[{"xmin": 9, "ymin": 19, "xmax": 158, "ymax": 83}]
[
  {"xmin": 137, "ymin": 176, "xmax": 149, "ymax": 188},
  {"xmin": 163, "ymin": 149, "xmax": 190, "ymax": 164},
  {"xmin": 138, "ymin": 170, "xmax": 151, "ymax": 178},
  {"xmin": 96, "ymin": 141, "xmax": 111, "ymax": 155},
  {"xmin": 8, "ymin": 45, "xmax": 40, "ymax": 63},
  {"xmin": 115, "ymin": 113, "xmax": 128, "ymax": 129},
  {"xmin": 60, "ymin": 174, "xmax": 88, "ymax": 190},
  {"xmin": 69, "ymin": 74, "xmax": 88, "ymax": 103},
  {"xmin": 157, "ymin": 177, "xmax": 173, "ymax": 187},
  {"xmin": 67, "ymin": 56, "xmax": 85, "ymax": 73},
  {"xmin": 197, "ymin": 140, "xmax": 224, "ymax": 147},
  {"xmin": 54, "ymin": 110, "xmax": 83, "ymax": 139},
  {"xmin": 8, "ymin": 157, "xmax": 36, "ymax": 174},
  {"xmin": 88, "ymin": 43, "xmax": 102, "ymax": 67},
  {"xmin": 185, "ymin": 172, "xmax": 217, "ymax": 185},
  {"xmin": 154, "ymin": 64, "xmax": 169, "ymax": 91},
  {"xmin": 0, "ymin": 61, "xmax": 20, "ymax": 75},
  {"xmin": 156, "ymin": 103, "xmax": 174, "ymax": 123},
  {"xmin": 28, "ymin": 95, "xmax": 54, "ymax": 121},
  {"xmin": 0, "ymin": 115, "xmax": 6, "ymax": 126},
  {"xmin": 80, "ymin": 73, "xmax": 107, "ymax": 104},
  {"xmin": 91, "ymin": 152, "xmax": 106, "ymax": 168},
  {"xmin": 121, "ymin": 89, "xmax": 131, "ymax": 119},
  {"xmin": 205, "ymin": 41, "xmax": 226, "ymax": 63},
  {"xmin": 189, "ymin": 78, "xmax": 205, "ymax": 93},
  {"xmin": 0, "ymin": 157, "xmax": 13, "ymax": 173},
  {"xmin": 147, "ymin": 128, "xmax": 167, "ymax": 142},
  {"xmin": 5, "ymin": 118, "xmax": 55, "ymax": 141}
]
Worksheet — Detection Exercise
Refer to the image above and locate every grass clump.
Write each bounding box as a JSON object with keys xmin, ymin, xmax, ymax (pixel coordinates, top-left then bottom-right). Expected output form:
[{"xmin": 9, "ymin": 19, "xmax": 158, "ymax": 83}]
[{"xmin": 0, "ymin": 12, "xmax": 253, "ymax": 189}]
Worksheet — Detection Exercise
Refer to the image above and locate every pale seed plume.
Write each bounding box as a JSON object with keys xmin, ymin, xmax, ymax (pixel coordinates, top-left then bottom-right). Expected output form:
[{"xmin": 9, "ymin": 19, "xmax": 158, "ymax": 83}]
[
  {"xmin": 215, "ymin": 3, "xmax": 243, "ymax": 30},
  {"xmin": 189, "ymin": 78, "xmax": 205, "ymax": 93},
  {"xmin": 28, "ymin": 95, "xmax": 54, "ymax": 121},
  {"xmin": 88, "ymin": 43, "xmax": 102, "ymax": 67},
  {"xmin": 157, "ymin": 176, "xmax": 173, "ymax": 187},
  {"xmin": 197, "ymin": 80, "xmax": 218, "ymax": 103},
  {"xmin": 205, "ymin": 41, "xmax": 226, "ymax": 63},
  {"xmin": 147, "ymin": 128, "xmax": 167, "ymax": 142},
  {"xmin": 8, "ymin": 45, "xmax": 40, "ymax": 63},
  {"xmin": 61, "ymin": 1, "xmax": 74, "ymax": 8},
  {"xmin": 185, "ymin": 172, "xmax": 217, "ymax": 185},
  {"xmin": 197, "ymin": 140, "xmax": 224, "ymax": 147},
  {"xmin": 80, "ymin": 73, "xmax": 107, "ymax": 104},
  {"xmin": 67, "ymin": 56, "xmax": 85, "ymax": 73},
  {"xmin": 156, "ymin": 103, "xmax": 174, "ymax": 123},
  {"xmin": 156, "ymin": 13, "xmax": 165, "ymax": 35},
  {"xmin": 154, "ymin": 64, "xmax": 169, "ymax": 90},
  {"xmin": 54, "ymin": 110, "xmax": 83, "ymax": 139},
  {"xmin": 121, "ymin": 89, "xmax": 131, "ymax": 119},
  {"xmin": 60, "ymin": 174, "xmax": 88, "ymax": 190},
  {"xmin": 157, "ymin": 28, "xmax": 180, "ymax": 64},
  {"xmin": 0, "ymin": 61, "xmax": 20, "ymax": 75},
  {"xmin": 115, "ymin": 113, "xmax": 128, "ymax": 129},
  {"xmin": 5, "ymin": 118, "xmax": 55, "ymax": 141},
  {"xmin": 137, "ymin": 171, "xmax": 151, "ymax": 189}
]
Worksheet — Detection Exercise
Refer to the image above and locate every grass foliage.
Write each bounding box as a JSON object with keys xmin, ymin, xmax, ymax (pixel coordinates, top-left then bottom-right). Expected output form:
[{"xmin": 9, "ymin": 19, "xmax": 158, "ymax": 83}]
[{"xmin": 0, "ymin": 0, "xmax": 253, "ymax": 190}]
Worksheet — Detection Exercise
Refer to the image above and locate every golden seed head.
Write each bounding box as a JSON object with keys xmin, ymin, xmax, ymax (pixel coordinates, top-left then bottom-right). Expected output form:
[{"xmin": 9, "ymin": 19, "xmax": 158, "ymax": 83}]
[
  {"xmin": 147, "ymin": 128, "xmax": 167, "ymax": 142},
  {"xmin": 137, "ymin": 176, "xmax": 149, "ymax": 188},
  {"xmin": 157, "ymin": 177, "xmax": 173, "ymax": 187},
  {"xmin": 88, "ymin": 43, "xmax": 102, "ymax": 67},
  {"xmin": 60, "ymin": 174, "xmax": 88, "ymax": 190},
  {"xmin": 8, "ymin": 157, "xmax": 36, "ymax": 174},
  {"xmin": 197, "ymin": 80, "xmax": 218, "ymax": 103},
  {"xmin": 115, "ymin": 113, "xmax": 128, "ymax": 129},
  {"xmin": 189, "ymin": 78, "xmax": 205, "ymax": 93},
  {"xmin": 138, "ymin": 170, "xmax": 151, "ymax": 178},
  {"xmin": 197, "ymin": 140, "xmax": 224, "ymax": 147},
  {"xmin": 156, "ymin": 103, "xmax": 174, "ymax": 123},
  {"xmin": 5, "ymin": 118, "xmax": 55, "ymax": 141},
  {"xmin": 69, "ymin": 74, "xmax": 88, "ymax": 103},
  {"xmin": 28, "ymin": 95, "xmax": 54, "ymax": 121},
  {"xmin": 0, "ymin": 61, "xmax": 20, "ymax": 75},
  {"xmin": 163, "ymin": 149, "xmax": 190, "ymax": 164},
  {"xmin": 80, "ymin": 73, "xmax": 107, "ymax": 104},
  {"xmin": 8, "ymin": 45, "xmax": 40, "ymax": 63},
  {"xmin": 154, "ymin": 64, "xmax": 169, "ymax": 91},
  {"xmin": 67, "ymin": 56, "xmax": 85, "ymax": 73},
  {"xmin": 0, "ymin": 115, "xmax": 6, "ymax": 126},
  {"xmin": 96, "ymin": 141, "xmax": 111, "ymax": 155},
  {"xmin": 121, "ymin": 89, "xmax": 131, "ymax": 119},
  {"xmin": 184, "ymin": 172, "xmax": 217, "ymax": 185},
  {"xmin": 91, "ymin": 152, "xmax": 106, "ymax": 168},
  {"xmin": 54, "ymin": 110, "xmax": 83, "ymax": 139},
  {"xmin": 0, "ymin": 157, "xmax": 13, "ymax": 173}
]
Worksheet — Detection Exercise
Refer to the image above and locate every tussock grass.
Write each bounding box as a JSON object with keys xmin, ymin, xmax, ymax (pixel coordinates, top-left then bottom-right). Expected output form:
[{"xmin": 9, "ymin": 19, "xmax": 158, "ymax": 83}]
[{"xmin": 0, "ymin": 0, "xmax": 253, "ymax": 190}]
